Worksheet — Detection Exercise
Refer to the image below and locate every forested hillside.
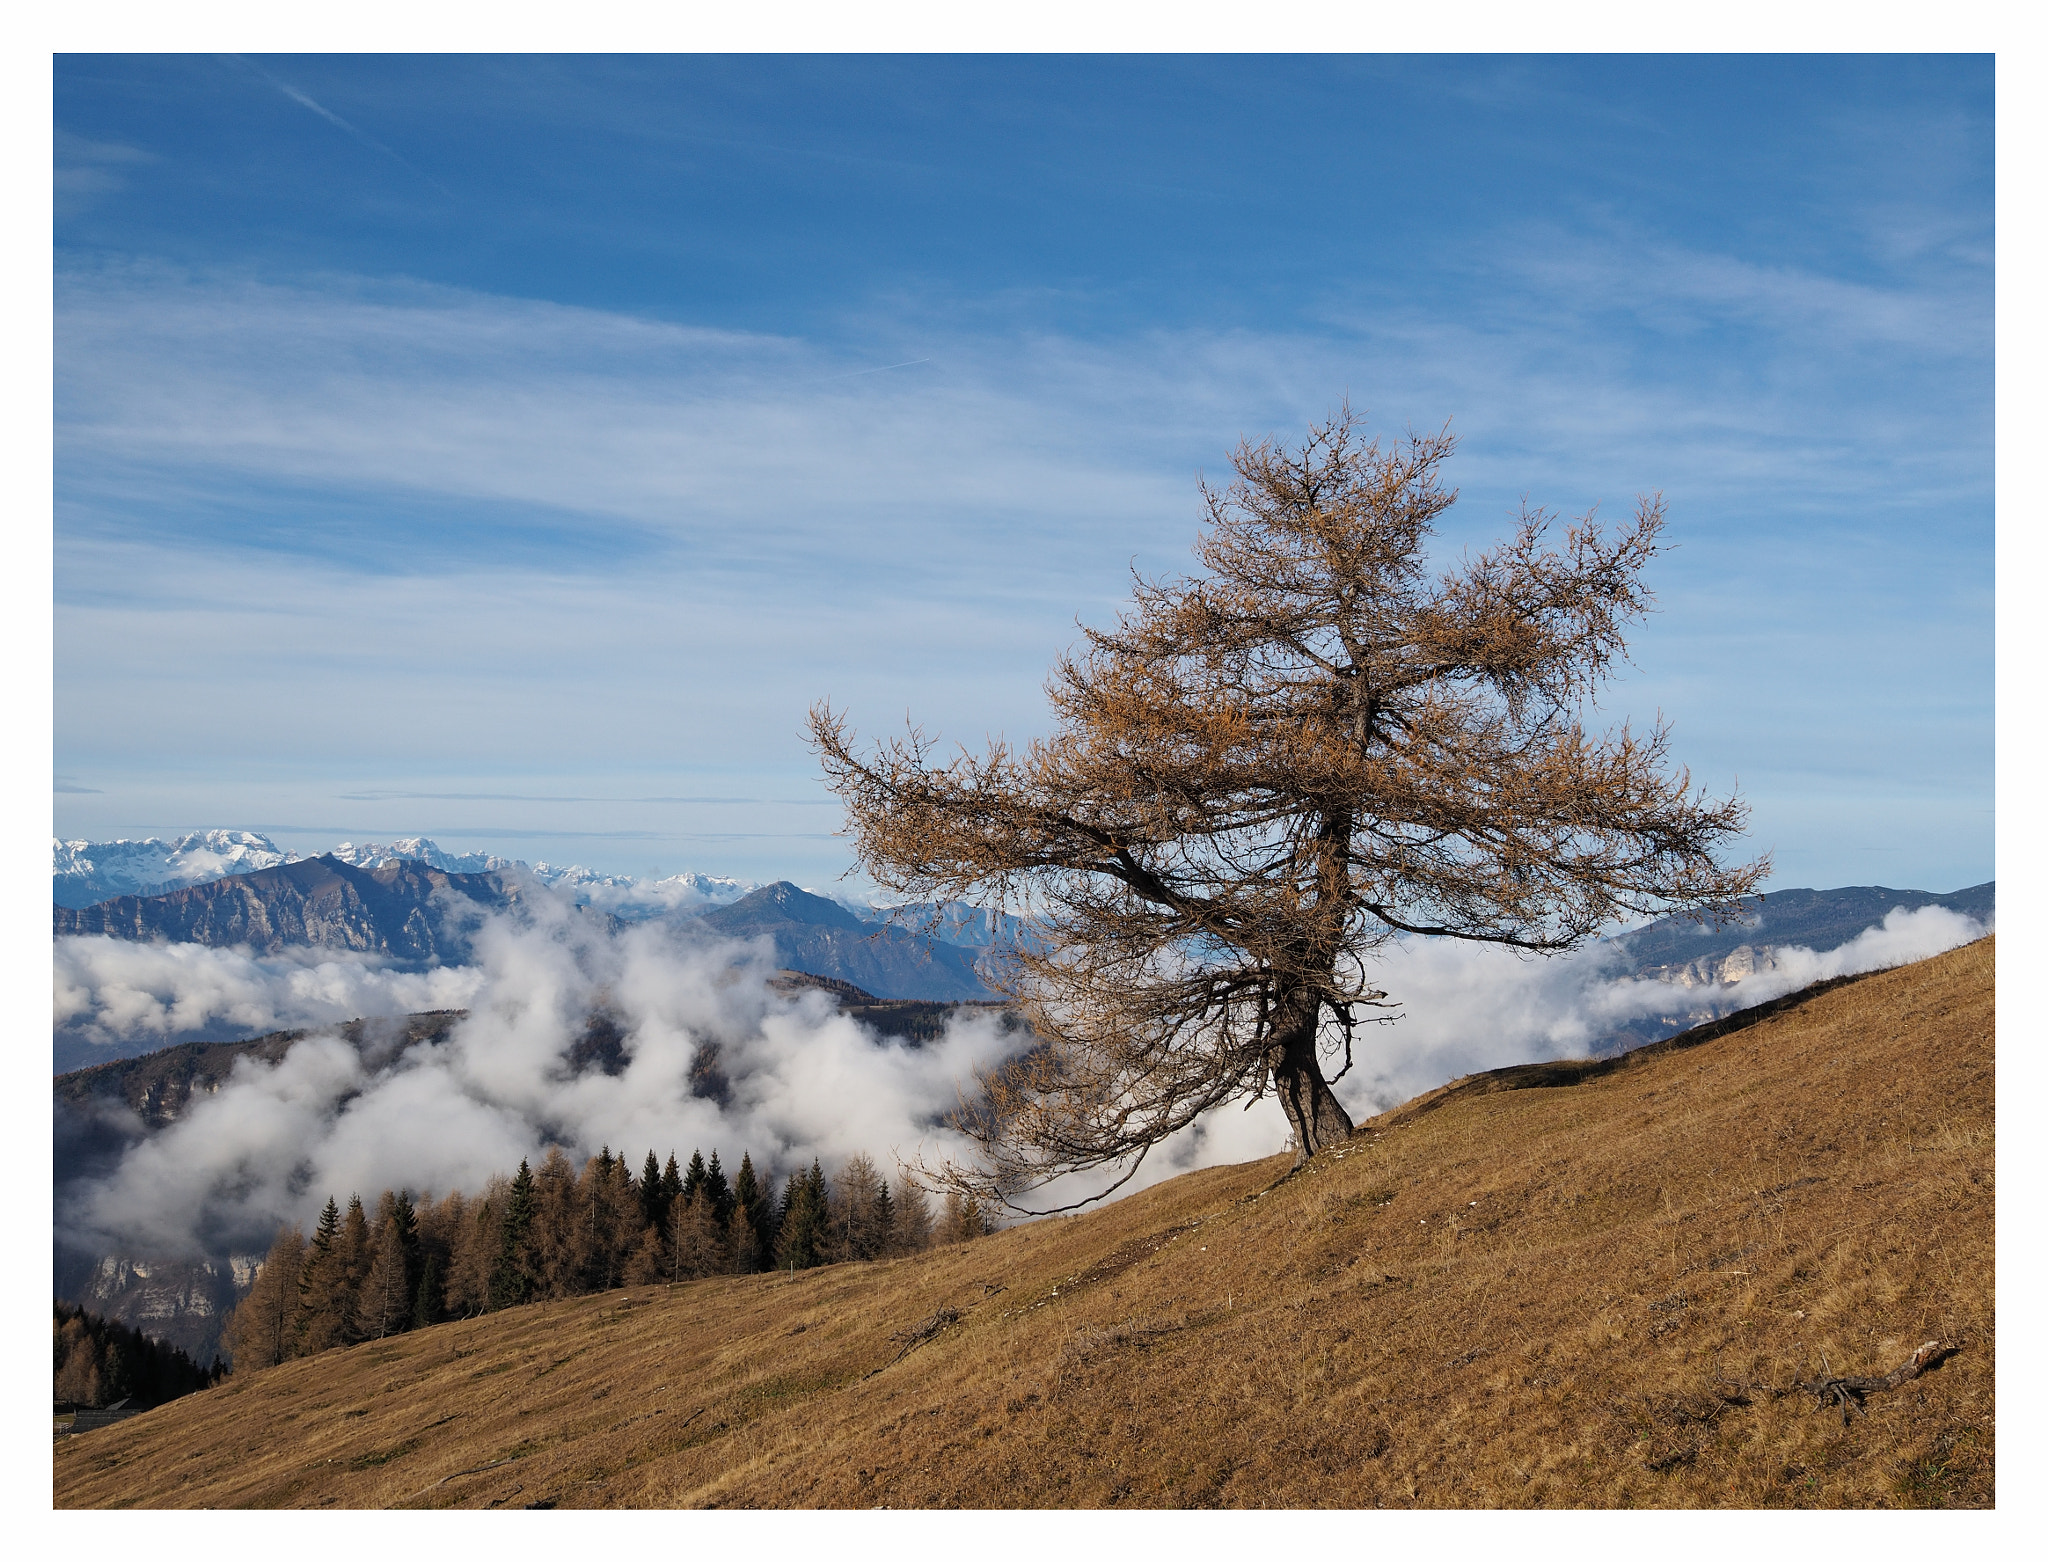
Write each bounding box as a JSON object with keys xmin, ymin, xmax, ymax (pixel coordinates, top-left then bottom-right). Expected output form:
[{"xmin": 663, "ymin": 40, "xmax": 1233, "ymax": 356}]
[
  {"xmin": 53, "ymin": 1302, "xmax": 215, "ymax": 1410},
  {"xmin": 221, "ymin": 1145, "xmax": 995, "ymax": 1374}
]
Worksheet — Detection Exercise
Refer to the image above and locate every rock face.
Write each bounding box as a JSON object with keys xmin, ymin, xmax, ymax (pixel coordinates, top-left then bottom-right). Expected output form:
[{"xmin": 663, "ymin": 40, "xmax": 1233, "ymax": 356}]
[
  {"xmin": 59, "ymin": 1255, "xmax": 249, "ymax": 1368},
  {"xmin": 1637, "ymin": 942, "xmax": 1783, "ymax": 990},
  {"xmin": 53, "ymin": 855, "xmax": 525, "ymax": 963},
  {"xmin": 696, "ymin": 882, "xmax": 997, "ymax": 1001}
]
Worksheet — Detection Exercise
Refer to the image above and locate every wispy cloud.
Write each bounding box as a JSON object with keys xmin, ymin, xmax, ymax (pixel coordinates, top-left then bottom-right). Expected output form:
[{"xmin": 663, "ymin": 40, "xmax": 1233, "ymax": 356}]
[
  {"xmin": 53, "ymin": 220, "xmax": 1989, "ymax": 887},
  {"xmin": 53, "ymin": 132, "xmax": 156, "ymax": 221}
]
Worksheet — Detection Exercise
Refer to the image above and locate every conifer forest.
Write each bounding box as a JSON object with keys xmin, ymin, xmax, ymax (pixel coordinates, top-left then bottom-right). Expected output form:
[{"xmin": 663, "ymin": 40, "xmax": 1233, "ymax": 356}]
[{"xmin": 222, "ymin": 1147, "xmax": 993, "ymax": 1372}]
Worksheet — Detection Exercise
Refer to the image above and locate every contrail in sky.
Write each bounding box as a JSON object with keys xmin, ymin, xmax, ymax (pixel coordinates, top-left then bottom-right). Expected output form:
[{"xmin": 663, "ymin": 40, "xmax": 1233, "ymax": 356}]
[{"xmin": 221, "ymin": 56, "xmax": 454, "ymax": 198}]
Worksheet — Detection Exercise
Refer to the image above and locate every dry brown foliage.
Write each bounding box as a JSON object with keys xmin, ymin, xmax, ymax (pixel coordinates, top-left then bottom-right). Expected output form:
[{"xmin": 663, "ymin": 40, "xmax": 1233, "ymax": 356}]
[
  {"xmin": 810, "ymin": 411, "xmax": 1763, "ymax": 1204},
  {"xmin": 55, "ymin": 938, "xmax": 1991, "ymax": 1510}
]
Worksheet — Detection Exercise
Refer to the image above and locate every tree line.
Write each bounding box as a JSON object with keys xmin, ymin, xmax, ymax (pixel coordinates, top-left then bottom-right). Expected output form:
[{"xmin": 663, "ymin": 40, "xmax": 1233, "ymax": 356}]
[
  {"xmin": 54, "ymin": 1300, "xmax": 217, "ymax": 1409},
  {"xmin": 224, "ymin": 1146, "xmax": 992, "ymax": 1372}
]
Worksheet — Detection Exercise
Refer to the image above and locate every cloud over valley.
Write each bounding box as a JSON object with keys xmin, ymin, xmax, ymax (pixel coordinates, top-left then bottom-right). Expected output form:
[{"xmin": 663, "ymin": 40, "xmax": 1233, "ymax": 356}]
[{"xmin": 54, "ymin": 885, "xmax": 1990, "ymax": 1263}]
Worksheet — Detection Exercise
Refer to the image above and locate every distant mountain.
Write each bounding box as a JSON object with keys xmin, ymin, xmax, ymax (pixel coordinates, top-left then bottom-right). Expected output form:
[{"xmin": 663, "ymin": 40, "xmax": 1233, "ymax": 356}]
[
  {"xmin": 53, "ymin": 856, "xmax": 528, "ymax": 963},
  {"xmin": 327, "ymin": 837, "xmax": 521, "ymax": 875},
  {"xmin": 857, "ymin": 900, "xmax": 1035, "ymax": 950},
  {"xmin": 1612, "ymin": 881, "xmax": 1994, "ymax": 986},
  {"xmin": 1579, "ymin": 880, "xmax": 1994, "ymax": 1056},
  {"xmin": 556, "ymin": 869, "xmax": 757, "ymax": 919},
  {"xmin": 696, "ymin": 882, "xmax": 998, "ymax": 1001},
  {"xmin": 53, "ymin": 831, "xmax": 298, "ymax": 909},
  {"xmin": 54, "ymin": 831, "xmax": 757, "ymax": 915}
]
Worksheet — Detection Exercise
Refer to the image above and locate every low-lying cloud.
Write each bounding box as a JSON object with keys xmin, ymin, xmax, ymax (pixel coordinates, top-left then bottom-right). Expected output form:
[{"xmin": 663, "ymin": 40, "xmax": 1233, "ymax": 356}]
[
  {"xmin": 56, "ymin": 901, "xmax": 1020, "ymax": 1259},
  {"xmin": 1331, "ymin": 904, "xmax": 1990, "ymax": 1122},
  {"xmin": 54, "ymin": 897, "xmax": 1988, "ymax": 1257},
  {"xmin": 55, "ymin": 937, "xmax": 487, "ymax": 1054}
]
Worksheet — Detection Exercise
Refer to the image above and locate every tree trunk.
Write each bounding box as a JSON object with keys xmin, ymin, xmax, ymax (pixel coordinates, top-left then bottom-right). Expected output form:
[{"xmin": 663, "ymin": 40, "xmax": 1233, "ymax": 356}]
[{"xmin": 1268, "ymin": 1005, "xmax": 1354, "ymax": 1164}]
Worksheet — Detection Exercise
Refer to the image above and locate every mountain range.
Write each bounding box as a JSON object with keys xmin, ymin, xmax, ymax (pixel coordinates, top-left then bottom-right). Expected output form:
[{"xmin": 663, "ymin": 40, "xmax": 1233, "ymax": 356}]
[
  {"xmin": 55, "ymin": 854, "xmax": 1007, "ymax": 1003},
  {"xmin": 53, "ymin": 832, "xmax": 753, "ymax": 915},
  {"xmin": 55, "ymin": 856, "xmax": 532, "ymax": 964}
]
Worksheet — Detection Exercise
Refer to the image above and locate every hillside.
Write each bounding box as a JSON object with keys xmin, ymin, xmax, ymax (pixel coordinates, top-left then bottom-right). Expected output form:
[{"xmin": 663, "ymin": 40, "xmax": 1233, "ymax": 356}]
[{"xmin": 52, "ymin": 937, "xmax": 1992, "ymax": 1509}]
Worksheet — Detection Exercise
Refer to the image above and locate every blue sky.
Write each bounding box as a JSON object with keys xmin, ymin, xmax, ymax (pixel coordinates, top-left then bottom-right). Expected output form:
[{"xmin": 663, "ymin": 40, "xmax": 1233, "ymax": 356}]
[{"xmin": 53, "ymin": 54, "xmax": 1994, "ymax": 895}]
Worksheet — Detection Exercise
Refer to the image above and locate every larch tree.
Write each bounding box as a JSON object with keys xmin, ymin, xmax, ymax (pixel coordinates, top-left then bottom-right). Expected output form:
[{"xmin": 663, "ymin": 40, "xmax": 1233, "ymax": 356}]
[
  {"xmin": 829, "ymin": 1153, "xmax": 887, "ymax": 1261},
  {"xmin": 727, "ymin": 1198, "xmax": 763, "ymax": 1275},
  {"xmin": 442, "ymin": 1178, "xmax": 505, "ymax": 1318},
  {"xmin": 892, "ymin": 1173, "xmax": 935, "ymax": 1254},
  {"xmin": 810, "ymin": 412, "xmax": 1764, "ymax": 1210},
  {"xmin": 357, "ymin": 1191, "xmax": 419, "ymax": 1340},
  {"xmin": 528, "ymin": 1146, "xmax": 585, "ymax": 1300},
  {"xmin": 669, "ymin": 1190, "xmax": 726, "ymax": 1280},
  {"xmin": 224, "ymin": 1224, "xmax": 305, "ymax": 1373}
]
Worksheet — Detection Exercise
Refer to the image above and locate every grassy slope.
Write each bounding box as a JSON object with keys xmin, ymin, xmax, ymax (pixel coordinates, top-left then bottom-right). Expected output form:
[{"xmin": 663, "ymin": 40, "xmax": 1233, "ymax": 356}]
[{"xmin": 53, "ymin": 938, "xmax": 1994, "ymax": 1510}]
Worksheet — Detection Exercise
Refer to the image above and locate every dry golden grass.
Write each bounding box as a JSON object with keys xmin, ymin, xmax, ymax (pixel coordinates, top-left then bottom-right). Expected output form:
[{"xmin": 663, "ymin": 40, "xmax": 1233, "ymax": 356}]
[{"xmin": 53, "ymin": 937, "xmax": 1994, "ymax": 1510}]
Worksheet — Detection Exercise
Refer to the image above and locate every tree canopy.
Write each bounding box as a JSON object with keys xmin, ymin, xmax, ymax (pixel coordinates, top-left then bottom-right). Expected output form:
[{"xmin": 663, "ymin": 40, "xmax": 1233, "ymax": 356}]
[{"xmin": 810, "ymin": 412, "xmax": 1765, "ymax": 1208}]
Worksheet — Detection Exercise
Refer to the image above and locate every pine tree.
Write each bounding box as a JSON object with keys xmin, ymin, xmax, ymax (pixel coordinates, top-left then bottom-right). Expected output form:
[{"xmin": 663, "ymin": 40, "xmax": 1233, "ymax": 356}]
[
  {"xmin": 938, "ymin": 1190, "xmax": 992, "ymax": 1245},
  {"xmin": 661, "ymin": 1153, "xmax": 684, "ymax": 1208},
  {"xmin": 411, "ymin": 1250, "xmax": 442, "ymax": 1330},
  {"xmin": 578, "ymin": 1149, "xmax": 638, "ymax": 1292},
  {"xmin": 528, "ymin": 1146, "xmax": 585, "ymax": 1300},
  {"xmin": 638, "ymin": 1150, "xmax": 664, "ymax": 1229},
  {"xmin": 830, "ymin": 1153, "xmax": 885, "ymax": 1262},
  {"xmin": 336, "ymin": 1195, "xmax": 372, "ymax": 1342},
  {"xmin": 443, "ymin": 1179, "xmax": 504, "ymax": 1318},
  {"xmin": 413, "ymin": 1189, "xmax": 464, "ymax": 1322},
  {"xmin": 295, "ymin": 1197, "xmax": 351, "ymax": 1353},
  {"xmin": 703, "ymin": 1150, "xmax": 732, "ymax": 1228},
  {"xmin": 873, "ymin": 1179, "xmax": 896, "ymax": 1258},
  {"xmin": 623, "ymin": 1223, "xmax": 665, "ymax": 1286},
  {"xmin": 358, "ymin": 1210, "xmax": 413, "ymax": 1339},
  {"xmin": 300, "ymin": 1196, "xmax": 340, "ymax": 1304},
  {"xmin": 732, "ymin": 1151, "xmax": 773, "ymax": 1271},
  {"xmin": 682, "ymin": 1149, "xmax": 707, "ymax": 1206},
  {"xmin": 489, "ymin": 1159, "xmax": 538, "ymax": 1309},
  {"xmin": 775, "ymin": 1160, "xmax": 830, "ymax": 1271}
]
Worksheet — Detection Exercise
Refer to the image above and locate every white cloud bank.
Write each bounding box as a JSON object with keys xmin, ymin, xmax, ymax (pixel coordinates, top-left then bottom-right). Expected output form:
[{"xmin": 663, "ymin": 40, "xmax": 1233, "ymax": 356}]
[
  {"xmin": 57, "ymin": 903, "xmax": 1019, "ymax": 1258},
  {"xmin": 55, "ymin": 937, "xmax": 487, "ymax": 1050},
  {"xmin": 55, "ymin": 899, "xmax": 1987, "ymax": 1254}
]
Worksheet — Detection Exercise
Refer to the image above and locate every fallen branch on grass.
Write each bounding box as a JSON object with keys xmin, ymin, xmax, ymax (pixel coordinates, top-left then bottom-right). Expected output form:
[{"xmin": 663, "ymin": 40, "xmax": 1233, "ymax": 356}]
[
  {"xmin": 1800, "ymin": 1340, "xmax": 1961, "ymax": 1425},
  {"xmin": 865, "ymin": 1307, "xmax": 962, "ymax": 1379},
  {"xmin": 420, "ymin": 1455, "xmax": 519, "ymax": 1492}
]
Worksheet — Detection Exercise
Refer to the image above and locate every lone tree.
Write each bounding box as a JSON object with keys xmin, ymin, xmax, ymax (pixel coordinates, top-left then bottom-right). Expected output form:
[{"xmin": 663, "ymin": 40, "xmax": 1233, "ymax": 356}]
[{"xmin": 809, "ymin": 413, "xmax": 1764, "ymax": 1210}]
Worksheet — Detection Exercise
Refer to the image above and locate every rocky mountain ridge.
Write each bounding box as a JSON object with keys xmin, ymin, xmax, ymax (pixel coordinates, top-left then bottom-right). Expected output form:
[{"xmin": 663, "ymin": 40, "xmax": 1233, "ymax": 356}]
[
  {"xmin": 698, "ymin": 882, "xmax": 999, "ymax": 1001},
  {"xmin": 54, "ymin": 856, "xmax": 532, "ymax": 964}
]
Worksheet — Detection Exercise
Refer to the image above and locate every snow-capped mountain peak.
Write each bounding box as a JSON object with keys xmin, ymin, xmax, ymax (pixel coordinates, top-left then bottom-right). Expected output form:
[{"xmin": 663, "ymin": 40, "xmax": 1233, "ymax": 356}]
[
  {"xmin": 327, "ymin": 837, "xmax": 521, "ymax": 875},
  {"xmin": 52, "ymin": 831, "xmax": 299, "ymax": 910},
  {"xmin": 53, "ymin": 831, "xmax": 760, "ymax": 916}
]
